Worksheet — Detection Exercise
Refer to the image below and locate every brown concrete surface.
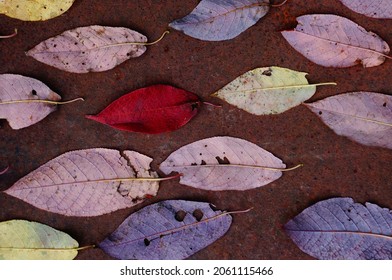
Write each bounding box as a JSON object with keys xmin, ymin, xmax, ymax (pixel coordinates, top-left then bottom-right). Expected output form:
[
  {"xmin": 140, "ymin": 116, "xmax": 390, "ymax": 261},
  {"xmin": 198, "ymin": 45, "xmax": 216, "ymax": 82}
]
[{"xmin": 0, "ymin": 0, "xmax": 391, "ymax": 260}]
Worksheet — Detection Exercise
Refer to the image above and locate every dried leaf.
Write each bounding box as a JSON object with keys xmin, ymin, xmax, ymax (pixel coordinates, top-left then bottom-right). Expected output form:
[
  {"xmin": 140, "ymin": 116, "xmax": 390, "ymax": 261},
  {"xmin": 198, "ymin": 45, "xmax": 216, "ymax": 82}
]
[
  {"xmin": 169, "ymin": 0, "xmax": 271, "ymax": 41},
  {"xmin": 285, "ymin": 197, "xmax": 392, "ymax": 260},
  {"xmin": 0, "ymin": 0, "xmax": 74, "ymax": 21},
  {"xmin": 100, "ymin": 200, "xmax": 232, "ymax": 259},
  {"xmin": 306, "ymin": 92, "xmax": 392, "ymax": 149},
  {"xmin": 0, "ymin": 220, "xmax": 78, "ymax": 260},
  {"xmin": 26, "ymin": 26, "xmax": 165, "ymax": 73},
  {"xmin": 281, "ymin": 14, "xmax": 391, "ymax": 68},
  {"xmin": 86, "ymin": 85, "xmax": 201, "ymax": 134},
  {"xmin": 4, "ymin": 149, "xmax": 162, "ymax": 217},
  {"xmin": 212, "ymin": 66, "xmax": 336, "ymax": 115},
  {"xmin": 340, "ymin": 0, "xmax": 392, "ymax": 19},
  {"xmin": 160, "ymin": 136, "xmax": 301, "ymax": 191}
]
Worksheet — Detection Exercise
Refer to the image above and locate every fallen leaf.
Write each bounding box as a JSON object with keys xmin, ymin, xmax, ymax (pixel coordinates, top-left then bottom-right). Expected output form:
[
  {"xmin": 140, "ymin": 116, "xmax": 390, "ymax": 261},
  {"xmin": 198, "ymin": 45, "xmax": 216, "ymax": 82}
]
[
  {"xmin": 27, "ymin": 26, "xmax": 168, "ymax": 73},
  {"xmin": 0, "ymin": 220, "xmax": 79, "ymax": 260},
  {"xmin": 169, "ymin": 0, "xmax": 272, "ymax": 41},
  {"xmin": 160, "ymin": 136, "xmax": 302, "ymax": 191},
  {"xmin": 212, "ymin": 66, "xmax": 336, "ymax": 115},
  {"xmin": 305, "ymin": 92, "xmax": 392, "ymax": 149},
  {"xmin": 86, "ymin": 85, "xmax": 201, "ymax": 134},
  {"xmin": 285, "ymin": 197, "xmax": 392, "ymax": 260},
  {"xmin": 0, "ymin": 29, "xmax": 17, "ymax": 39},
  {"xmin": 0, "ymin": 74, "xmax": 83, "ymax": 130},
  {"xmin": 340, "ymin": 0, "xmax": 392, "ymax": 19},
  {"xmin": 99, "ymin": 200, "xmax": 234, "ymax": 259},
  {"xmin": 4, "ymin": 148, "xmax": 173, "ymax": 217},
  {"xmin": 0, "ymin": 0, "xmax": 75, "ymax": 21},
  {"xmin": 281, "ymin": 14, "xmax": 391, "ymax": 68}
]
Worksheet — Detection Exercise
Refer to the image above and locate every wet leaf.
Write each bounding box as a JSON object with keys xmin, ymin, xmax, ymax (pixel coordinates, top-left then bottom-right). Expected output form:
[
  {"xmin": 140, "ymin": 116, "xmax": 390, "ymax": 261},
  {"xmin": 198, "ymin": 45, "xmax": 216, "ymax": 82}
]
[
  {"xmin": 27, "ymin": 26, "xmax": 168, "ymax": 73},
  {"xmin": 0, "ymin": 0, "xmax": 75, "ymax": 21},
  {"xmin": 4, "ymin": 148, "xmax": 163, "ymax": 217},
  {"xmin": 99, "ymin": 200, "xmax": 232, "ymax": 259},
  {"xmin": 86, "ymin": 85, "xmax": 201, "ymax": 134},
  {"xmin": 281, "ymin": 14, "xmax": 390, "ymax": 68},
  {"xmin": 0, "ymin": 220, "xmax": 78, "ymax": 260},
  {"xmin": 285, "ymin": 197, "xmax": 392, "ymax": 260},
  {"xmin": 212, "ymin": 66, "xmax": 336, "ymax": 115},
  {"xmin": 340, "ymin": 0, "xmax": 392, "ymax": 19},
  {"xmin": 160, "ymin": 136, "xmax": 301, "ymax": 191},
  {"xmin": 306, "ymin": 92, "xmax": 392, "ymax": 149},
  {"xmin": 169, "ymin": 0, "xmax": 271, "ymax": 41}
]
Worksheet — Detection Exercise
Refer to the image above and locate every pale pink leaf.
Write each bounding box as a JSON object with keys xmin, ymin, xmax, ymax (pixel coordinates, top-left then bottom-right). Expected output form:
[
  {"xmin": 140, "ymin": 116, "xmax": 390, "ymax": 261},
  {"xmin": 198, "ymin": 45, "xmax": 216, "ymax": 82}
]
[
  {"xmin": 4, "ymin": 149, "xmax": 159, "ymax": 217},
  {"xmin": 160, "ymin": 136, "xmax": 286, "ymax": 191},
  {"xmin": 340, "ymin": 0, "xmax": 392, "ymax": 19},
  {"xmin": 281, "ymin": 14, "xmax": 390, "ymax": 68},
  {"xmin": 305, "ymin": 92, "xmax": 392, "ymax": 149}
]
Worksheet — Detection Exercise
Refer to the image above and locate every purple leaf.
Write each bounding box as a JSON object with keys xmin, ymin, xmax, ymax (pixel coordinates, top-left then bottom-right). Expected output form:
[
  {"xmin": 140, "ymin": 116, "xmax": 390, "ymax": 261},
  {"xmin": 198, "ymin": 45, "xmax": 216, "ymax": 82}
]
[
  {"xmin": 99, "ymin": 200, "xmax": 232, "ymax": 260},
  {"xmin": 281, "ymin": 14, "xmax": 390, "ymax": 68},
  {"xmin": 340, "ymin": 0, "xmax": 392, "ymax": 19},
  {"xmin": 305, "ymin": 92, "xmax": 392, "ymax": 149},
  {"xmin": 169, "ymin": 0, "xmax": 270, "ymax": 41},
  {"xmin": 285, "ymin": 197, "xmax": 392, "ymax": 260}
]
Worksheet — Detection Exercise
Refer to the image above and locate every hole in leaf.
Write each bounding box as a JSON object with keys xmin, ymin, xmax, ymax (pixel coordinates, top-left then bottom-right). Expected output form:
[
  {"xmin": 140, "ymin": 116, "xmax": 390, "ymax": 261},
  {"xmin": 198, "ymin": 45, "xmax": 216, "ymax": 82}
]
[
  {"xmin": 31, "ymin": 90, "xmax": 37, "ymax": 96},
  {"xmin": 216, "ymin": 156, "xmax": 230, "ymax": 164},
  {"xmin": 144, "ymin": 238, "xmax": 150, "ymax": 246},
  {"xmin": 192, "ymin": 209, "xmax": 204, "ymax": 221},
  {"xmin": 175, "ymin": 210, "xmax": 186, "ymax": 222},
  {"xmin": 318, "ymin": 111, "xmax": 322, "ymax": 115}
]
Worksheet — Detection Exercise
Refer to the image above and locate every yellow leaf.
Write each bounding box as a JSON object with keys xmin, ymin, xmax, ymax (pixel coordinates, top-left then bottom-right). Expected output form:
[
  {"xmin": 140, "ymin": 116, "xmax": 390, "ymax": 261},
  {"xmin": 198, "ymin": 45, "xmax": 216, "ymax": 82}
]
[{"xmin": 0, "ymin": 0, "xmax": 75, "ymax": 21}]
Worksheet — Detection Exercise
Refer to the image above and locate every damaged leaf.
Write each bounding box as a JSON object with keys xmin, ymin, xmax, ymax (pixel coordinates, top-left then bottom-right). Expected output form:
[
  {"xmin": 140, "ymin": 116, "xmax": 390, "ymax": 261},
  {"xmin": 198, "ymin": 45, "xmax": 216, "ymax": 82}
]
[
  {"xmin": 0, "ymin": 0, "xmax": 75, "ymax": 21},
  {"xmin": 306, "ymin": 92, "xmax": 392, "ymax": 149},
  {"xmin": 212, "ymin": 66, "xmax": 336, "ymax": 115},
  {"xmin": 340, "ymin": 0, "xmax": 392, "ymax": 19},
  {"xmin": 0, "ymin": 220, "xmax": 79, "ymax": 260},
  {"xmin": 4, "ymin": 148, "xmax": 167, "ymax": 216},
  {"xmin": 160, "ymin": 136, "xmax": 301, "ymax": 191},
  {"xmin": 27, "ymin": 26, "xmax": 168, "ymax": 73},
  {"xmin": 0, "ymin": 74, "xmax": 82, "ymax": 130},
  {"xmin": 100, "ymin": 200, "xmax": 233, "ymax": 259},
  {"xmin": 281, "ymin": 14, "xmax": 391, "ymax": 68},
  {"xmin": 86, "ymin": 85, "xmax": 201, "ymax": 134},
  {"xmin": 285, "ymin": 197, "xmax": 392, "ymax": 260}
]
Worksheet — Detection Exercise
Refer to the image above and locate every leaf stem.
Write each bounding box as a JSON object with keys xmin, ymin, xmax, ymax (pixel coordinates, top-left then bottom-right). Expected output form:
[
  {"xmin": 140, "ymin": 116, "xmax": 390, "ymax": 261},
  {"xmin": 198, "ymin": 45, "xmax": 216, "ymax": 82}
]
[
  {"xmin": 0, "ymin": 245, "xmax": 94, "ymax": 252},
  {"xmin": 77, "ymin": 245, "xmax": 95, "ymax": 251},
  {"xmin": 202, "ymin": 101, "xmax": 222, "ymax": 108},
  {"xmin": 271, "ymin": 0, "xmax": 288, "ymax": 7},
  {"xmin": 0, "ymin": 97, "xmax": 84, "ymax": 106},
  {"xmin": 0, "ymin": 29, "xmax": 17, "ymax": 39},
  {"xmin": 144, "ymin": 30, "xmax": 170, "ymax": 46},
  {"xmin": 0, "ymin": 166, "xmax": 9, "ymax": 175}
]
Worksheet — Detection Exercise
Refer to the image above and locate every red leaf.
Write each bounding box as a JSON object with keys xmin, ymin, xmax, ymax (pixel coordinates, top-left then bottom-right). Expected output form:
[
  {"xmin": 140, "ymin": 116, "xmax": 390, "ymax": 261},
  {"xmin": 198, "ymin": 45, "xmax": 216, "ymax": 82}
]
[{"xmin": 86, "ymin": 85, "xmax": 201, "ymax": 134}]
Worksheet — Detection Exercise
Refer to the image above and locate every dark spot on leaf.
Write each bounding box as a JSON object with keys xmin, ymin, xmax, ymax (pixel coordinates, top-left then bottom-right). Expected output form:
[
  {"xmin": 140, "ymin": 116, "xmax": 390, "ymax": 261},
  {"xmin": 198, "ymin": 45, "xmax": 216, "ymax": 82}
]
[
  {"xmin": 175, "ymin": 210, "xmax": 186, "ymax": 222},
  {"xmin": 191, "ymin": 163, "xmax": 197, "ymax": 166},
  {"xmin": 383, "ymin": 102, "xmax": 387, "ymax": 107},
  {"xmin": 209, "ymin": 204, "xmax": 218, "ymax": 211},
  {"xmin": 318, "ymin": 111, "xmax": 322, "ymax": 115},
  {"xmin": 192, "ymin": 209, "xmax": 204, "ymax": 221},
  {"xmin": 216, "ymin": 156, "xmax": 230, "ymax": 164},
  {"xmin": 144, "ymin": 238, "xmax": 150, "ymax": 246},
  {"xmin": 347, "ymin": 209, "xmax": 351, "ymax": 213},
  {"xmin": 262, "ymin": 69, "xmax": 272, "ymax": 76},
  {"xmin": 191, "ymin": 103, "xmax": 199, "ymax": 110},
  {"xmin": 31, "ymin": 90, "xmax": 37, "ymax": 96},
  {"xmin": 201, "ymin": 160, "xmax": 206, "ymax": 165},
  {"xmin": 204, "ymin": 145, "xmax": 208, "ymax": 147}
]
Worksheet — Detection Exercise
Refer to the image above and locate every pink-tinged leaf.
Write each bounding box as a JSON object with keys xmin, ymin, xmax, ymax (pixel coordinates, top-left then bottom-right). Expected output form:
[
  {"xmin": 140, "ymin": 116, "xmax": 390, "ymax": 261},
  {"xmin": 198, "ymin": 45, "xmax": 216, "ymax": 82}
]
[
  {"xmin": 305, "ymin": 92, "xmax": 392, "ymax": 149},
  {"xmin": 0, "ymin": 166, "xmax": 9, "ymax": 175},
  {"xmin": 100, "ymin": 200, "xmax": 232, "ymax": 259},
  {"xmin": 285, "ymin": 197, "xmax": 392, "ymax": 260},
  {"xmin": 169, "ymin": 0, "xmax": 270, "ymax": 41},
  {"xmin": 86, "ymin": 85, "xmax": 201, "ymax": 134},
  {"xmin": 4, "ymin": 149, "xmax": 160, "ymax": 217},
  {"xmin": 26, "ymin": 25, "xmax": 148, "ymax": 73},
  {"xmin": 160, "ymin": 136, "xmax": 301, "ymax": 191},
  {"xmin": 281, "ymin": 14, "xmax": 390, "ymax": 68},
  {"xmin": 340, "ymin": 0, "xmax": 392, "ymax": 19}
]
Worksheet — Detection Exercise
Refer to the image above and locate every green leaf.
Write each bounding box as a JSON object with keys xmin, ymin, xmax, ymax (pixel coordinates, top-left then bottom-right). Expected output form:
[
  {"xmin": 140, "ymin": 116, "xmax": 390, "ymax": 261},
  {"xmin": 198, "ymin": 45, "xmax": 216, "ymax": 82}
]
[
  {"xmin": 0, "ymin": 220, "xmax": 79, "ymax": 260},
  {"xmin": 212, "ymin": 66, "xmax": 336, "ymax": 115}
]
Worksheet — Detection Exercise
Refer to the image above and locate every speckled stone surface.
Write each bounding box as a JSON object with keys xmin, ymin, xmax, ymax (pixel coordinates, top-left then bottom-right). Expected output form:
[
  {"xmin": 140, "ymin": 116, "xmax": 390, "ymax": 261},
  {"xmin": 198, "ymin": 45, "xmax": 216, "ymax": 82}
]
[{"xmin": 0, "ymin": 0, "xmax": 391, "ymax": 260}]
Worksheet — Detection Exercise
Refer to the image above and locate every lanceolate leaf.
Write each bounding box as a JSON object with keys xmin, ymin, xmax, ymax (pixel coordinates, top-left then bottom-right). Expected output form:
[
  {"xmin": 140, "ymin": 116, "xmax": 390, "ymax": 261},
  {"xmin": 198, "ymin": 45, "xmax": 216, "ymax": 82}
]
[
  {"xmin": 212, "ymin": 66, "xmax": 336, "ymax": 115},
  {"xmin": 160, "ymin": 136, "xmax": 301, "ymax": 191},
  {"xmin": 27, "ymin": 26, "xmax": 167, "ymax": 73},
  {"xmin": 169, "ymin": 0, "xmax": 271, "ymax": 41},
  {"xmin": 0, "ymin": 220, "xmax": 79, "ymax": 260},
  {"xmin": 0, "ymin": 0, "xmax": 74, "ymax": 21},
  {"xmin": 306, "ymin": 92, "xmax": 392, "ymax": 149},
  {"xmin": 5, "ymin": 149, "xmax": 162, "ymax": 217},
  {"xmin": 285, "ymin": 197, "xmax": 392, "ymax": 260},
  {"xmin": 340, "ymin": 0, "xmax": 392, "ymax": 19},
  {"xmin": 86, "ymin": 85, "xmax": 201, "ymax": 134},
  {"xmin": 100, "ymin": 200, "xmax": 233, "ymax": 260},
  {"xmin": 281, "ymin": 14, "xmax": 390, "ymax": 68}
]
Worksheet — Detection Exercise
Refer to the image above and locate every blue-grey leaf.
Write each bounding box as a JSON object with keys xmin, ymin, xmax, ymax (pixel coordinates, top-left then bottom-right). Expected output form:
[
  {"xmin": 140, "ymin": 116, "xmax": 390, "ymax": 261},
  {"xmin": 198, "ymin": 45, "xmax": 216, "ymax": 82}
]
[
  {"xmin": 99, "ymin": 200, "xmax": 232, "ymax": 259},
  {"xmin": 169, "ymin": 0, "xmax": 270, "ymax": 41},
  {"xmin": 285, "ymin": 197, "xmax": 392, "ymax": 260}
]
